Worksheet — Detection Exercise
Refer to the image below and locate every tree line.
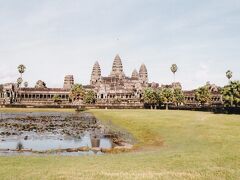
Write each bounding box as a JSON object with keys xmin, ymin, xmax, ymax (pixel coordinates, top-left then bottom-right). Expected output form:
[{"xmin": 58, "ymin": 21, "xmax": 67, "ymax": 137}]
[
  {"xmin": 15, "ymin": 64, "xmax": 239, "ymax": 108},
  {"xmin": 142, "ymin": 69, "xmax": 240, "ymax": 109},
  {"xmin": 143, "ymin": 87, "xmax": 184, "ymax": 109}
]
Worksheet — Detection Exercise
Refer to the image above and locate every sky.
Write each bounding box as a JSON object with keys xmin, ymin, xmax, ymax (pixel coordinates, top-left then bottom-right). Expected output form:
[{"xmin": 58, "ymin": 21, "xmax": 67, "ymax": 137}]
[{"xmin": 0, "ymin": 0, "xmax": 240, "ymax": 90}]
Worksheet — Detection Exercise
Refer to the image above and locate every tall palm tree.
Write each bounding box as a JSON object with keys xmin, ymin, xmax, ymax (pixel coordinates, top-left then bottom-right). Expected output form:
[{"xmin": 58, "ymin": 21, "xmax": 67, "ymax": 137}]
[
  {"xmin": 171, "ymin": 64, "xmax": 178, "ymax": 85},
  {"xmin": 225, "ymin": 70, "xmax": 233, "ymax": 106},
  {"xmin": 17, "ymin": 77, "xmax": 23, "ymax": 87},
  {"xmin": 226, "ymin": 70, "xmax": 233, "ymax": 83},
  {"xmin": 17, "ymin": 64, "xmax": 26, "ymax": 78}
]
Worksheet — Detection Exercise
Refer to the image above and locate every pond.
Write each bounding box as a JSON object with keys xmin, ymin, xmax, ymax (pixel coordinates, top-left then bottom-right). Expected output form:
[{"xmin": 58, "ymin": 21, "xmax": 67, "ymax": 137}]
[{"xmin": 0, "ymin": 112, "xmax": 114, "ymax": 156}]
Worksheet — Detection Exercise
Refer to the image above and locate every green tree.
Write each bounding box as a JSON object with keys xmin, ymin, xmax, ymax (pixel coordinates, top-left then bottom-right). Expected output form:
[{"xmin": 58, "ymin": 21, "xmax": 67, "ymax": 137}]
[
  {"xmin": 84, "ymin": 90, "xmax": 96, "ymax": 104},
  {"xmin": 155, "ymin": 88, "xmax": 165, "ymax": 106},
  {"xmin": 113, "ymin": 98, "xmax": 122, "ymax": 104},
  {"xmin": 195, "ymin": 85, "xmax": 211, "ymax": 105},
  {"xmin": 69, "ymin": 84, "xmax": 86, "ymax": 102},
  {"xmin": 52, "ymin": 95, "xmax": 62, "ymax": 104},
  {"xmin": 143, "ymin": 88, "xmax": 158, "ymax": 109},
  {"xmin": 35, "ymin": 80, "xmax": 47, "ymax": 88},
  {"xmin": 162, "ymin": 88, "xmax": 174, "ymax": 110},
  {"xmin": 222, "ymin": 81, "xmax": 240, "ymax": 107},
  {"xmin": 173, "ymin": 88, "xmax": 185, "ymax": 106}
]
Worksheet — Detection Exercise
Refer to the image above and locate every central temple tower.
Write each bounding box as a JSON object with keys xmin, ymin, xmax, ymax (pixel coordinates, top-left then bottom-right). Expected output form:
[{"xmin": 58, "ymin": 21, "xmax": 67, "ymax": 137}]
[{"xmin": 110, "ymin": 54, "xmax": 125, "ymax": 79}]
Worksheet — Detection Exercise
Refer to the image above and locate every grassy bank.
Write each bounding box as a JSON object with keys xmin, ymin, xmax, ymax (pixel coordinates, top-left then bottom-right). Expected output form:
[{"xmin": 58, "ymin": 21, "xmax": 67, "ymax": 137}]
[{"xmin": 0, "ymin": 108, "xmax": 239, "ymax": 179}]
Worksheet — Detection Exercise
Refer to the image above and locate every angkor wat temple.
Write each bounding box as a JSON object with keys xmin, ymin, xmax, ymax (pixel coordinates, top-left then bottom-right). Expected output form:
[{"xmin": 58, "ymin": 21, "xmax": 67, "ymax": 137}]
[{"xmin": 0, "ymin": 54, "xmax": 222, "ymax": 108}]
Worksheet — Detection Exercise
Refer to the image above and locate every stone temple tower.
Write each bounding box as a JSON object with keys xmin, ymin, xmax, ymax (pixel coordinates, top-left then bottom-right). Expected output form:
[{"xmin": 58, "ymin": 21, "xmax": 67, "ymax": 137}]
[
  {"xmin": 131, "ymin": 69, "xmax": 139, "ymax": 79},
  {"xmin": 139, "ymin": 64, "xmax": 148, "ymax": 84},
  {"xmin": 110, "ymin": 54, "xmax": 125, "ymax": 79},
  {"xmin": 63, "ymin": 75, "xmax": 74, "ymax": 89},
  {"xmin": 90, "ymin": 61, "xmax": 101, "ymax": 86}
]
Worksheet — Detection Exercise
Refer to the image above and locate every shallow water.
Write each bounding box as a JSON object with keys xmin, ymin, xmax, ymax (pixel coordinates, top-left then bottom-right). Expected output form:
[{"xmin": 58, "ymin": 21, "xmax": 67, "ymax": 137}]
[
  {"xmin": 0, "ymin": 112, "xmax": 113, "ymax": 155},
  {"xmin": 0, "ymin": 132, "xmax": 112, "ymax": 151}
]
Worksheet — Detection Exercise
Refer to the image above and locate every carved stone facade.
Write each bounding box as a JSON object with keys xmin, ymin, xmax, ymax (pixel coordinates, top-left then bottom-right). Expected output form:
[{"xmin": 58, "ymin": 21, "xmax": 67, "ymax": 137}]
[
  {"xmin": 90, "ymin": 61, "xmax": 101, "ymax": 86},
  {"xmin": 63, "ymin": 75, "xmax": 74, "ymax": 90},
  {"xmin": 110, "ymin": 54, "xmax": 125, "ymax": 79},
  {"xmin": 0, "ymin": 83, "xmax": 17, "ymax": 105},
  {"xmin": 0, "ymin": 54, "xmax": 223, "ymax": 107},
  {"xmin": 90, "ymin": 54, "xmax": 149, "ymax": 106},
  {"xmin": 35, "ymin": 80, "xmax": 47, "ymax": 89},
  {"xmin": 139, "ymin": 64, "xmax": 148, "ymax": 85}
]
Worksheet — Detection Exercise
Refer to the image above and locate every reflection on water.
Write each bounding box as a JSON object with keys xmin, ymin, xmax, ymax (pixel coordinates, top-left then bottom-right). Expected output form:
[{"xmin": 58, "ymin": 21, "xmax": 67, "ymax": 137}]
[
  {"xmin": 0, "ymin": 132, "xmax": 112, "ymax": 155},
  {"xmin": 0, "ymin": 112, "xmax": 114, "ymax": 156}
]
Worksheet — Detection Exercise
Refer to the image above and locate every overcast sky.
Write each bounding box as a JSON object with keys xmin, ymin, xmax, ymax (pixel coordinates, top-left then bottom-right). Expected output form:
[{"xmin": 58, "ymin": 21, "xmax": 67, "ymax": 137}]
[{"xmin": 0, "ymin": 0, "xmax": 240, "ymax": 90}]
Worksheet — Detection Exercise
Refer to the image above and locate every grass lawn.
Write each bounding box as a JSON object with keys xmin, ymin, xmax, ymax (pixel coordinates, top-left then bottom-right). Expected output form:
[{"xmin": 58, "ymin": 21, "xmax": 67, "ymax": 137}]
[{"xmin": 0, "ymin": 108, "xmax": 239, "ymax": 179}]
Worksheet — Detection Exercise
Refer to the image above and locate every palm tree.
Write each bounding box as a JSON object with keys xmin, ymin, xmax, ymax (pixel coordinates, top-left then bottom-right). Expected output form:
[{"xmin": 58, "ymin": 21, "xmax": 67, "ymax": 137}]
[
  {"xmin": 16, "ymin": 78, "xmax": 23, "ymax": 102},
  {"xmin": 225, "ymin": 70, "xmax": 233, "ymax": 106},
  {"xmin": 171, "ymin": 64, "xmax": 178, "ymax": 85},
  {"xmin": 226, "ymin": 70, "xmax": 233, "ymax": 83},
  {"xmin": 69, "ymin": 84, "xmax": 86, "ymax": 102},
  {"xmin": 17, "ymin": 77, "xmax": 23, "ymax": 87},
  {"xmin": 24, "ymin": 82, "xmax": 28, "ymax": 88},
  {"xmin": 17, "ymin": 64, "xmax": 26, "ymax": 78}
]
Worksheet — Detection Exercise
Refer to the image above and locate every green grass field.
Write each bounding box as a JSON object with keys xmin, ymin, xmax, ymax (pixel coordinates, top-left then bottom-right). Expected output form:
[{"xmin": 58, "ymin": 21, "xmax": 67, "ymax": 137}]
[{"xmin": 0, "ymin": 108, "xmax": 239, "ymax": 180}]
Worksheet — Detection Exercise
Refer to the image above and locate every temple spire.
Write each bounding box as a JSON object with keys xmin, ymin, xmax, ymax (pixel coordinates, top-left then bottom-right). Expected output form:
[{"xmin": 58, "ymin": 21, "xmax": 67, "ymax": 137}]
[
  {"xmin": 131, "ymin": 69, "xmax": 139, "ymax": 79},
  {"xmin": 90, "ymin": 61, "xmax": 101, "ymax": 85},
  {"xmin": 110, "ymin": 54, "xmax": 125, "ymax": 78},
  {"xmin": 139, "ymin": 64, "xmax": 148, "ymax": 84}
]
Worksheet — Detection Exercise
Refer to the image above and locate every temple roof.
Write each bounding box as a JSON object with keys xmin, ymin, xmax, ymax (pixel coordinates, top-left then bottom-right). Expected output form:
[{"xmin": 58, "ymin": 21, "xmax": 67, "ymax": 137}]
[
  {"xmin": 94, "ymin": 61, "xmax": 100, "ymax": 67},
  {"xmin": 110, "ymin": 54, "xmax": 125, "ymax": 78},
  {"xmin": 139, "ymin": 64, "xmax": 147, "ymax": 74},
  {"xmin": 113, "ymin": 54, "xmax": 122, "ymax": 68},
  {"xmin": 131, "ymin": 69, "xmax": 139, "ymax": 79},
  {"xmin": 18, "ymin": 88, "xmax": 69, "ymax": 93},
  {"xmin": 91, "ymin": 61, "xmax": 101, "ymax": 77}
]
